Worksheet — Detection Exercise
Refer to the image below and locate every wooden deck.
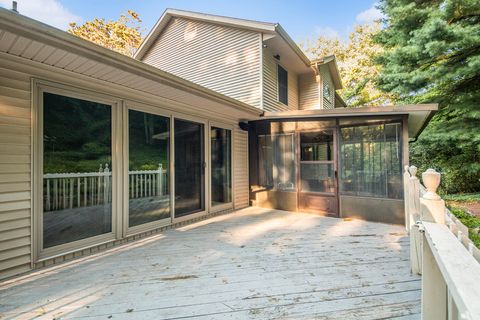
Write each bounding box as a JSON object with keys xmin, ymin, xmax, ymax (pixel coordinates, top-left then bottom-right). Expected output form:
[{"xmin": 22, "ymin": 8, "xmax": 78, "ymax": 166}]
[{"xmin": 0, "ymin": 208, "xmax": 420, "ymax": 319}]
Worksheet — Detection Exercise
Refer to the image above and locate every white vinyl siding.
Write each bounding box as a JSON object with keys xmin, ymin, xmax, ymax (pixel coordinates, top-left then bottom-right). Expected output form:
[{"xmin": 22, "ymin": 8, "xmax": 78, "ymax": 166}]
[
  {"xmin": 233, "ymin": 128, "xmax": 249, "ymax": 209},
  {"xmin": 262, "ymin": 47, "xmax": 298, "ymax": 112},
  {"xmin": 0, "ymin": 63, "xmax": 32, "ymax": 280},
  {"xmin": 299, "ymin": 72, "xmax": 320, "ymax": 110},
  {"xmin": 320, "ymin": 65, "xmax": 334, "ymax": 109},
  {"xmin": 142, "ymin": 17, "xmax": 262, "ymax": 108}
]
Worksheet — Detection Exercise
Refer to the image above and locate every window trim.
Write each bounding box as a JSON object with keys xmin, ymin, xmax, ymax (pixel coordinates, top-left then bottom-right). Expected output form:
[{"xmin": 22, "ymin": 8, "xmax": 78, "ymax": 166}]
[
  {"xmin": 208, "ymin": 121, "xmax": 234, "ymax": 213},
  {"xmin": 33, "ymin": 79, "xmax": 123, "ymax": 262},
  {"xmin": 277, "ymin": 64, "xmax": 289, "ymax": 106},
  {"xmin": 123, "ymin": 101, "xmax": 173, "ymax": 237}
]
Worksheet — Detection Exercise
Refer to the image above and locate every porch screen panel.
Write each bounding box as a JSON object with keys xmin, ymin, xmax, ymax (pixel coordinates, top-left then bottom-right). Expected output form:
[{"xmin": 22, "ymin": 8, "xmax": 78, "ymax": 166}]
[
  {"xmin": 258, "ymin": 133, "xmax": 295, "ymax": 191},
  {"xmin": 43, "ymin": 92, "xmax": 112, "ymax": 248},
  {"xmin": 339, "ymin": 123, "xmax": 403, "ymax": 199},
  {"xmin": 128, "ymin": 110, "xmax": 170, "ymax": 227}
]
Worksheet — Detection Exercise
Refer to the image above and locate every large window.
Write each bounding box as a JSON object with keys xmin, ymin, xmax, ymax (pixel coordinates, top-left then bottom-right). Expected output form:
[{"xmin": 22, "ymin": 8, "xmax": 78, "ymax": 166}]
[
  {"xmin": 277, "ymin": 65, "xmax": 288, "ymax": 105},
  {"xmin": 339, "ymin": 123, "xmax": 403, "ymax": 199},
  {"xmin": 43, "ymin": 92, "xmax": 112, "ymax": 248},
  {"xmin": 258, "ymin": 133, "xmax": 296, "ymax": 191},
  {"xmin": 211, "ymin": 127, "xmax": 232, "ymax": 206},
  {"xmin": 128, "ymin": 110, "xmax": 170, "ymax": 227}
]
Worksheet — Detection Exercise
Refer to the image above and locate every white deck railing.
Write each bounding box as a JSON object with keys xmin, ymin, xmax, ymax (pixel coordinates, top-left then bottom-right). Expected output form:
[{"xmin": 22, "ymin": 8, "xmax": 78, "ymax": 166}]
[
  {"xmin": 44, "ymin": 164, "xmax": 167, "ymax": 211},
  {"xmin": 404, "ymin": 166, "xmax": 480, "ymax": 320}
]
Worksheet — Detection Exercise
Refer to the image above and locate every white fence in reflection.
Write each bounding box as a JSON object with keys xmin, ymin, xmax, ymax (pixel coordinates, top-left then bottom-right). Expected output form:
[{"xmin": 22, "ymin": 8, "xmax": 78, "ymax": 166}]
[{"xmin": 44, "ymin": 164, "xmax": 168, "ymax": 211}]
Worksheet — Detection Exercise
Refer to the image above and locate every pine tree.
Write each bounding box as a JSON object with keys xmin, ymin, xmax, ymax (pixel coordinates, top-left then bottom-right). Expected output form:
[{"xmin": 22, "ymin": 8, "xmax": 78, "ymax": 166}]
[{"xmin": 376, "ymin": 0, "xmax": 480, "ymax": 193}]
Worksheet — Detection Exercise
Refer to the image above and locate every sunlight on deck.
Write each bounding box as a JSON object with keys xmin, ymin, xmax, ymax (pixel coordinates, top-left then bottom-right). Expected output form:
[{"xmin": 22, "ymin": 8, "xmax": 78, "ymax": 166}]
[{"xmin": 0, "ymin": 207, "xmax": 420, "ymax": 320}]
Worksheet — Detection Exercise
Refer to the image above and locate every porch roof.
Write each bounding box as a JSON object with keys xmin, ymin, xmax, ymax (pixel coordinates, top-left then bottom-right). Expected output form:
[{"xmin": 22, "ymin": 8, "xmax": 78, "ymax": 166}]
[{"xmin": 261, "ymin": 104, "xmax": 438, "ymax": 138}]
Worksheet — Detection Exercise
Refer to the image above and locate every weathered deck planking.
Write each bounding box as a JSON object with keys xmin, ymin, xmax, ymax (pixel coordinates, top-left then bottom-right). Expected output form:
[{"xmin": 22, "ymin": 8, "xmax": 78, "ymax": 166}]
[{"xmin": 0, "ymin": 207, "xmax": 420, "ymax": 319}]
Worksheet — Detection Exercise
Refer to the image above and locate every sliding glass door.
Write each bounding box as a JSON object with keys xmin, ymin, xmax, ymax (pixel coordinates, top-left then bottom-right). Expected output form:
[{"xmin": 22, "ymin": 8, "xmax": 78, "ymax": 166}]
[
  {"xmin": 210, "ymin": 127, "xmax": 232, "ymax": 208},
  {"xmin": 42, "ymin": 92, "xmax": 113, "ymax": 249},
  {"xmin": 174, "ymin": 119, "xmax": 205, "ymax": 217},
  {"xmin": 128, "ymin": 109, "xmax": 170, "ymax": 228}
]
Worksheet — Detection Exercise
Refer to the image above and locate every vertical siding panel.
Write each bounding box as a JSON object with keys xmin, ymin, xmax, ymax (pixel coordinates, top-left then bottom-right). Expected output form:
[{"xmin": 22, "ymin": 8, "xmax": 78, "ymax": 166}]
[
  {"xmin": 233, "ymin": 128, "xmax": 248, "ymax": 209},
  {"xmin": 0, "ymin": 58, "xmax": 32, "ymax": 279},
  {"xmin": 142, "ymin": 18, "xmax": 262, "ymax": 108},
  {"xmin": 262, "ymin": 47, "xmax": 298, "ymax": 112}
]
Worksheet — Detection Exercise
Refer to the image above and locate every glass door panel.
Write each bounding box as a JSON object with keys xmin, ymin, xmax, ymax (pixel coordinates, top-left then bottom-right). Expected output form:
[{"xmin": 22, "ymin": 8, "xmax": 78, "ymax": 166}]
[
  {"xmin": 211, "ymin": 127, "xmax": 232, "ymax": 207},
  {"xmin": 42, "ymin": 92, "xmax": 112, "ymax": 248},
  {"xmin": 128, "ymin": 110, "xmax": 170, "ymax": 227},
  {"xmin": 174, "ymin": 119, "xmax": 205, "ymax": 217}
]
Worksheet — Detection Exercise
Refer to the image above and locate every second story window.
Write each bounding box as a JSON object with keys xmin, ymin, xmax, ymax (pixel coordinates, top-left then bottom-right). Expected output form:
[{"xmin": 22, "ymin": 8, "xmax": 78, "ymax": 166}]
[
  {"xmin": 324, "ymin": 82, "xmax": 332, "ymax": 102},
  {"xmin": 277, "ymin": 65, "xmax": 288, "ymax": 105}
]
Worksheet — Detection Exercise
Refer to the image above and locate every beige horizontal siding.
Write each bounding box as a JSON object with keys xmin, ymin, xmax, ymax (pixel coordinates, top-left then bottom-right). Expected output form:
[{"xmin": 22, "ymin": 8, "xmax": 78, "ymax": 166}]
[
  {"xmin": 0, "ymin": 59, "xmax": 32, "ymax": 280},
  {"xmin": 233, "ymin": 128, "xmax": 249, "ymax": 209},
  {"xmin": 262, "ymin": 47, "xmax": 298, "ymax": 112},
  {"xmin": 142, "ymin": 17, "xmax": 262, "ymax": 108},
  {"xmin": 299, "ymin": 72, "xmax": 320, "ymax": 110}
]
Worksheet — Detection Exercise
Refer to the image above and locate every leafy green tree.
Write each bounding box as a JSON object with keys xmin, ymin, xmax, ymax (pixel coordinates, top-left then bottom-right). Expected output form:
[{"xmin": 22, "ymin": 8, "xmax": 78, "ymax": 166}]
[
  {"xmin": 302, "ymin": 22, "xmax": 396, "ymax": 107},
  {"xmin": 376, "ymin": 0, "xmax": 480, "ymax": 194},
  {"xmin": 68, "ymin": 10, "xmax": 143, "ymax": 57}
]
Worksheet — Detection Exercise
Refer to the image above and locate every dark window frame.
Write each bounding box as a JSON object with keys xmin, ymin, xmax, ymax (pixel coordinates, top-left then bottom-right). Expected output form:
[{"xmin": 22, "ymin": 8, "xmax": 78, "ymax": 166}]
[{"xmin": 277, "ymin": 64, "xmax": 288, "ymax": 105}]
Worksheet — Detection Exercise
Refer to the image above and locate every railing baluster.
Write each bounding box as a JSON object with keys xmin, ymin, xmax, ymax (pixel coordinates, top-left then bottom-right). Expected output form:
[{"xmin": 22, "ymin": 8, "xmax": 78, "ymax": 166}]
[{"xmin": 46, "ymin": 179, "xmax": 50, "ymax": 211}]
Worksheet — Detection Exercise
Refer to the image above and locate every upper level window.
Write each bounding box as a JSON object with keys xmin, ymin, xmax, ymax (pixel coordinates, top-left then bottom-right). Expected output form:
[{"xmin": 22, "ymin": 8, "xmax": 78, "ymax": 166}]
[
  {"xmin": 277, "ymin": 65, "xmax": 288, "ymax": 105},
  {"xmin": 324, "ymin": 82, "xmax": 332, "ymax": 102}
]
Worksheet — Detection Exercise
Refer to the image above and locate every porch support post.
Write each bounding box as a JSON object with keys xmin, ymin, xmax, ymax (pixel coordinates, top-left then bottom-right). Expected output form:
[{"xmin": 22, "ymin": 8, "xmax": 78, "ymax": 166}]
[{"xmin": 420, "ymin": 168, "xmax": 447, "ymax": 320}]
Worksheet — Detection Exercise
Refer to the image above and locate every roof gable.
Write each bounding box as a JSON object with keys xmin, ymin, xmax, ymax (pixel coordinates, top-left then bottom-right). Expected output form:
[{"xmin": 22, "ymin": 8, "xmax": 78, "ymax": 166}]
[{"xmin": 134, "ymin": 8, "xmax": 311, "ymax": 68}]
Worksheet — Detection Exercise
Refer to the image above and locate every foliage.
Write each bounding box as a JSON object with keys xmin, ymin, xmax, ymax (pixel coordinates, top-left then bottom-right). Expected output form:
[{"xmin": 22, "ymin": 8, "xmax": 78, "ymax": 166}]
[
  {"xmin": 448, "ymin": 206, "xmax": 480, "ymax": 248},
  {"xmin": 443, "ymin": 193, "xmax": 480, "ymax": 203},
  {"xmin": 301, "ymin": 22, "xmax": 396, "ymax": 107},
  {"xmin": 376, "ymin": 0, "xmax": 480, "ymax": 194},
  {"xmin": 68, "ymin": 10, "xmax": 143, "ymax": 57}
]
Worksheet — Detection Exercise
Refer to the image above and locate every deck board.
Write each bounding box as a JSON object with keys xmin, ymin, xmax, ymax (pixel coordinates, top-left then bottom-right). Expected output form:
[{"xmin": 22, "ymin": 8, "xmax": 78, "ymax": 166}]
[{"xmin": 0, "ymin": 207, "xmax": 420, "ymax": 319}]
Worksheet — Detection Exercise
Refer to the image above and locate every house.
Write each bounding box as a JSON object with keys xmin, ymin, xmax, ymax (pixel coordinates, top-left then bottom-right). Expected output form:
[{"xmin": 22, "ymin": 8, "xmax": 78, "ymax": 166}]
[{"xmin": 0, "ymin": 7, "xmax": 436, "ymax": 280}]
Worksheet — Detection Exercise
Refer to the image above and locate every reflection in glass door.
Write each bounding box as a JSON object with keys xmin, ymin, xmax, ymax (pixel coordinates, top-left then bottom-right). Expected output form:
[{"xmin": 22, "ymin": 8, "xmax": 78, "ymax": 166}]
[
  {"xmin": 174, "ymin": 119, "xmax": 205, "ymax": 217},
  {"xmin": 128, "ymin": 110, "xmax": 170, "ymax": 227},
  {"xmin": 42, "ymin": 92, "xmax": 112, "ymax": 248},
  {"xmin": 211, "ymin": 127, "xmax": 232, "ymax": 207}
]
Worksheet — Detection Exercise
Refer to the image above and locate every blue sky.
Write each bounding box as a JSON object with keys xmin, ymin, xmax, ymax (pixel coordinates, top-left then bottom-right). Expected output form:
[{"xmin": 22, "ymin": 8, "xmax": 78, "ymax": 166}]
[{"xmin": 0, "ymin": 0, "xmax": 382, "ymax": 42}]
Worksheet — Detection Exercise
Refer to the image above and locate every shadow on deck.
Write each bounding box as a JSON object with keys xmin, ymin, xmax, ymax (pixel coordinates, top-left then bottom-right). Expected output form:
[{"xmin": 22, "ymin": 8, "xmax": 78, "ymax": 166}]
[{"xmin": 0, "ymin": 207, "xmax": 420, "ymax": 319}]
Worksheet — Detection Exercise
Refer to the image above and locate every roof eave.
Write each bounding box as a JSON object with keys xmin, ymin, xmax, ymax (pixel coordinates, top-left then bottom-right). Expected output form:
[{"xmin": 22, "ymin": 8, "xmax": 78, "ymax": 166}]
[
  {"xmin": 274, "ymin": 24, "xmax": 311, "ymax": 68},
  {"xmin": 0, "ymin": 8, "xmax": 261, "ymax": 117},
  {"xmin": 261, "ymin": 104, "xmax": 438, "ymax": 138}
]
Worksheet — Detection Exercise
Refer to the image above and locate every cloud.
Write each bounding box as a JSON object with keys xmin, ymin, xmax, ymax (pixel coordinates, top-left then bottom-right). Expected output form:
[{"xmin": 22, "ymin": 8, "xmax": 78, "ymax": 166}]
[
  {"xmin": 0, "ymin": 0, "xmax": 82, "ymax": 30},
  {"xmin": 356, "ymin": 5, "xmax": 384, "ymax": 23},
  {"xmin": 314, "ymin": 26, "xmax": 340, "ymax": 39}
]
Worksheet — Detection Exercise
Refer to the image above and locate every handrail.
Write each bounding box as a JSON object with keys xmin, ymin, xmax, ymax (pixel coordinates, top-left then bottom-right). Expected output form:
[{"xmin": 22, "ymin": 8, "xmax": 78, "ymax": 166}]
[
  {"xmin": 404, "ymin": 166, "xmax": 480, "ymax": 320},
  {"xmin": 422, "ymin": 221, "xmax": 480, "ymax": 320}
]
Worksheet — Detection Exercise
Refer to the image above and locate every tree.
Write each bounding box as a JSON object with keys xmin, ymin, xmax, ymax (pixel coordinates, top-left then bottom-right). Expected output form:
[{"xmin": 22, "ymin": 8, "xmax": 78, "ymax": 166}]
[
  {"xmin": 376, "ymin": 0, "xmax": 480, "ymax": 194},
  {"xmin": 68, "ymin": 10, "xmax": 143, "ymax": 57},
  {"xmin": 302, "ymin": 22, "xmax": 396, "ymax": 107}
]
